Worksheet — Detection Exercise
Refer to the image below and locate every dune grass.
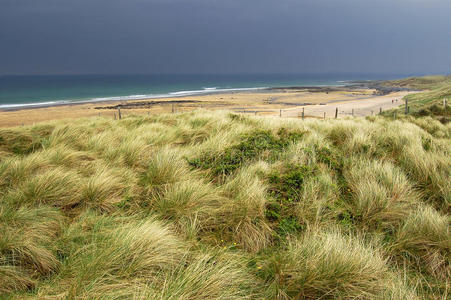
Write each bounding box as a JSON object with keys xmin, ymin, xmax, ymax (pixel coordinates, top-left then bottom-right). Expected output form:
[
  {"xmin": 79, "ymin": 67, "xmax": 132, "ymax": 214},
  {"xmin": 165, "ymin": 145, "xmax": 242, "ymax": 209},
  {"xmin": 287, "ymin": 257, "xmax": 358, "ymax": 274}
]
[
  {"xmin": 260, "ymin": 230, "xmax": 391, "ymax": 299},
  {"xmin": 383, "ymin": 75, "xmax": 451, "ymax": 123},
  {"xmin": 0, "ymin": 109, "xmax": 450, "ymax": 299}
]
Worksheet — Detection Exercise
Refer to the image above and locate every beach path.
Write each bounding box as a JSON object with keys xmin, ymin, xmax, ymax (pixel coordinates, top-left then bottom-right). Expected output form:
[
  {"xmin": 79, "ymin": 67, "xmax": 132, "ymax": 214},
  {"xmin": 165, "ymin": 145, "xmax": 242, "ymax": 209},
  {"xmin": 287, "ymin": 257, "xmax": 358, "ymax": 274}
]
[{"xmin": 280, "ymin": 91, "xmax": 413, "ymax": 118}]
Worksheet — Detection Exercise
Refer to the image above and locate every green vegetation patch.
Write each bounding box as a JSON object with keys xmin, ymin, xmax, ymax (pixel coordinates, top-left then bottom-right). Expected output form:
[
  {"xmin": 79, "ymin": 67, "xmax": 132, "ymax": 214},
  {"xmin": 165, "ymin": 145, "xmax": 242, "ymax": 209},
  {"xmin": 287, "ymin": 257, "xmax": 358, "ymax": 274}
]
[
  {"xmin": 268, "ymin": 165, "xmax": 316, "ymax": 203},
  {"xmin": 188, "ymin": 128, "xmax": 306, "ymax": 176},
  {"xmin": 265, "ymin": 145, "xmax": 346, "ymax": 237},
  {"xmin": 266, "ymin": 164, "xmax": 317, "ymax": 236},
  {"xmin": 315, "ymin": 145, "xmax": 344, "ymax": 171}
]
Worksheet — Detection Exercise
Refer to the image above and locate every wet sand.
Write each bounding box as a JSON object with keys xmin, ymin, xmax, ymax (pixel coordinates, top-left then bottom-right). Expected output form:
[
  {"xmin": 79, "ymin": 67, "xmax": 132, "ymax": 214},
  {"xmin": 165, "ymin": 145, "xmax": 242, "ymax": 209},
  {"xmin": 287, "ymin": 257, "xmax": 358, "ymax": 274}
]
[{"xmin": 0, "ymin": 88, "xmax": 414, "ymax": 127}]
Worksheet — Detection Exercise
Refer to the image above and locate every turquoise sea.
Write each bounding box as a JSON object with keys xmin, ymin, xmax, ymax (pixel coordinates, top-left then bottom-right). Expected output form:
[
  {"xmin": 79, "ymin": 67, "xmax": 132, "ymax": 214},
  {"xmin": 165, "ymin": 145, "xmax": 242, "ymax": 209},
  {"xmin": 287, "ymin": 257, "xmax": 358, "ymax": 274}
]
[{"xmin": 0, "ymin": 74, "xmax": 407, "ymax": 109}]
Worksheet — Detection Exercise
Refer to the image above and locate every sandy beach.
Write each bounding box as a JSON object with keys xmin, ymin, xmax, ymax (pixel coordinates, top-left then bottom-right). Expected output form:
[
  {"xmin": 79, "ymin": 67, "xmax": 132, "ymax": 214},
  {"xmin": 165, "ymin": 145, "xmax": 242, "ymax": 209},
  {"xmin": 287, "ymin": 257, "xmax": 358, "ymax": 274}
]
[{"xmin": 0, "ymin": 87, "xmax": 413, "ymax": 127}]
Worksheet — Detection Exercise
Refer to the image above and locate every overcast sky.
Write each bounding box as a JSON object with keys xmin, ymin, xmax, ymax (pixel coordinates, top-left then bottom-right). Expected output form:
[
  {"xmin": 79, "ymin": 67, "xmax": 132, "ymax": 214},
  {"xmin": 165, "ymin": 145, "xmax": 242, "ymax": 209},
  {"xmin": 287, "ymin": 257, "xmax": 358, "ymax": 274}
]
[{"xmin": 1, "ymin": 0, "xmax": 451, "ymax": 75}]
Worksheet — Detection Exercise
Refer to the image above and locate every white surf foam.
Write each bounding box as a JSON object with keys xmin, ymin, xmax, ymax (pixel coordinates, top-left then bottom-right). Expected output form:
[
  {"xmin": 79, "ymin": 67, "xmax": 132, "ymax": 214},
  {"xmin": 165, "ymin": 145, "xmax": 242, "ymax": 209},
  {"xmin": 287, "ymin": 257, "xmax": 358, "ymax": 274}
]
[{"xmin": 0, "ymin": 87, "xmax": 269, "ymax": 109}]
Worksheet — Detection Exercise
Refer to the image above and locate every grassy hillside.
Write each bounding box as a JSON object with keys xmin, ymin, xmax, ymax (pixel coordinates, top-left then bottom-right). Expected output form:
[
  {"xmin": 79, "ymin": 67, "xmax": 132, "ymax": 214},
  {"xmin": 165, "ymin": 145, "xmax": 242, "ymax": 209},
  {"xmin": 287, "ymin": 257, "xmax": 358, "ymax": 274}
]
[
  {"xmin": 404, "ymin": 87, "xmax": 451, "ymax": 121},
  {"xmin": 1, "ymin": 111, "xmax": 450, "ymax": 299},
  {"xmin": 383, "ymin": 75, "xmax": 451, "ymax": 122},
  {"xmin": 383, "ymin": 75, "xmax": 451, "ymax": 90}
]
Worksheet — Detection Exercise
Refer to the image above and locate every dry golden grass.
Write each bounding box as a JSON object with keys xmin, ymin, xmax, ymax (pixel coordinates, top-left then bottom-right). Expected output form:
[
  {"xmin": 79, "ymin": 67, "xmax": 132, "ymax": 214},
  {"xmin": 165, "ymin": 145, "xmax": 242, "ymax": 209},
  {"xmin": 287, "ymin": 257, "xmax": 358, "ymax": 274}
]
[
  {"xmin": 0, "ymin": 110, "xmax": 450, "ymax": 298},
  {"xmin": 261, "ymin": 230, "xmax": 394, "ymax": 299}
]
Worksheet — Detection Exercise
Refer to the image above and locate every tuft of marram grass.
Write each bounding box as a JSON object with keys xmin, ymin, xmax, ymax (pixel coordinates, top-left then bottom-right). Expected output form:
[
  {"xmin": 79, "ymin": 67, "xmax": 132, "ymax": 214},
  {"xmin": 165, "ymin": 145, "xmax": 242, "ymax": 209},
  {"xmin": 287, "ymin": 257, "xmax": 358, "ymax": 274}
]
[
  {"xmin": 7, "ymin": 168, "xmax": 82, "ymax": 208},
  {"xmin": 37, "ymin": 218, "xmax": 187, "ymax": 299},
  {"xmin": 220, "ymin": 166, "xmax": 273, "ymax": 252},
  {"xmin": 0, "ymin": 205, "xmax": 62, "ymax": 293},
  {"xmin": 152, "ymin": 179, "xmax": 224, "ymax": 238},
  {"xmin": 410, "ymin": 116, "xmax": 451, "ymax": 139},
  {"xmin": 391, "ymin": 206, "xmax": 451, "ymax": 279},
  {"xmin": 379, "ymin": 273, "xmax": 420, "ymax": 300},
  {"xmin": 296, "ymin": 170, "xmax": 340, "ymax": 229},
  {"xmin": 397, "ymin": 139, "xmax": 451, "ymax": 212},
  {"xmin": 0, "ymin": 265, "xmax": 36, "ymax": 295},
  {"xmin": 344, "ymin": 159, "xmax": 419, "ymax": 231},
  {"xmin": 134, "ymin": 252, "xmax": 262, "ymax": 300},
  {"xmin": 261, "ymin": 230, "xmax": 390, "ymax": 299},
  {"xmin": 0, "ymin": 155, "xmax": 48, "ymax": 193},
  {"xmin": 140, "ymin": 148, "xmax": 192, "ymax": 189},
  {"xmin": 81, "ymin": 164, "xmax": 136, "ymax": 212}
]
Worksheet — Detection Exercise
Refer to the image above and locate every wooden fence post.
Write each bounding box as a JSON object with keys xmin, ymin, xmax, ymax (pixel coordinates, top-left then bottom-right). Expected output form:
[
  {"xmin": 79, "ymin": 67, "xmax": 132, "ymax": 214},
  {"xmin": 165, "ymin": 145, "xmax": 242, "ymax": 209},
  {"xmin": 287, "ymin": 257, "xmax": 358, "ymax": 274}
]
[
  {"xmin": 323, "ymin": 112, "xmax": 326, "ymax": 119},
  {"xmin": 335, "ymin": 107, "xmax": 338, "ymax": 119},
  {"xmin": 405, "ymin": 99, "xmax": 408, "ymax": 114},
  {"xmin": 117, "ymin": 107, "xmax": 122, "ymax": 120},
  {"xmin": 302, "ymin": 107, "xmax": 305, "ymax": 120},
  {"xmin": 280, "ymin": 109, "xmax": 282, "ymax": 117},
  {"xmin": 379, "ymin": 107, "xmax": 382, "ymax": 114}
]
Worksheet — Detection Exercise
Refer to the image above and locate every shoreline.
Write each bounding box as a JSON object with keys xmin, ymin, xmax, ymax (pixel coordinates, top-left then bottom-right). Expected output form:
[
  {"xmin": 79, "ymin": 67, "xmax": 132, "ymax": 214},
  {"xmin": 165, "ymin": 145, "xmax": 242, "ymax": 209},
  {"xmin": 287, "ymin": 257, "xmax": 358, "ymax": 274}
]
[
  {"xmin": 0, "ymin": 87, "xmax": 271, "ymax": 112},
  {"xmin": 0, "ymin": 87, "xmax": 273, "ymax": 112},
  {"xmin": 0, "ymin": 81, "xmax": 389, "ymax": 112},
  {"xmin": 0, "ymin": 82, "xmax": 414, "ymax": 128}
]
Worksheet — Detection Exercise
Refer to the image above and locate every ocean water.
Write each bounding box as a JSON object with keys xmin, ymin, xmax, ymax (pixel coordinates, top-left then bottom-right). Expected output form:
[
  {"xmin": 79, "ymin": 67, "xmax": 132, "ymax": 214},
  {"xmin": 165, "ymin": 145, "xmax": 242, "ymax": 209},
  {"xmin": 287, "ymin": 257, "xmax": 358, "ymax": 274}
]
[{"xmin": 0, "ymin": 74, "xmax": 404, "ymax": 109}]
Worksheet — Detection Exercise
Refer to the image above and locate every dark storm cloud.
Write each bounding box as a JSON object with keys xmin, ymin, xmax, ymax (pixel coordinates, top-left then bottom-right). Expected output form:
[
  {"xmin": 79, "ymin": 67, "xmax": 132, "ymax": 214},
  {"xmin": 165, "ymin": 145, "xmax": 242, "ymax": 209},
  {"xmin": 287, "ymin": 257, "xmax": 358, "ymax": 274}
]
[{"xmin": 1, "ymin": 0, "xmax": 451, "ymax": 75}]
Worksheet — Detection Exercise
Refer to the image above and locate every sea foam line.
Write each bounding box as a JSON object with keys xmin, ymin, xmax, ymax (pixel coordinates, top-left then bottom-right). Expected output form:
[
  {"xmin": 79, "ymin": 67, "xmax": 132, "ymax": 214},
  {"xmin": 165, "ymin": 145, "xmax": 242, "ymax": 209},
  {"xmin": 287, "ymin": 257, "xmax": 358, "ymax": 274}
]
[{"xmin": 0, "ymin": 86, "xmax": 268, "ymax": 110}]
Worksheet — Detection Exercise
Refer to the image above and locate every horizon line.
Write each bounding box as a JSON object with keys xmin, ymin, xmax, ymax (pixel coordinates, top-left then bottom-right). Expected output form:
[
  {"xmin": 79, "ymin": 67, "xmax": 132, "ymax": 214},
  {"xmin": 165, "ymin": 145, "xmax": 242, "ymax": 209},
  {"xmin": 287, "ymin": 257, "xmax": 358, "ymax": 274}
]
[{"xmin": 0, "ymin": 72, "xmax": 442, "ymax": 77}]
